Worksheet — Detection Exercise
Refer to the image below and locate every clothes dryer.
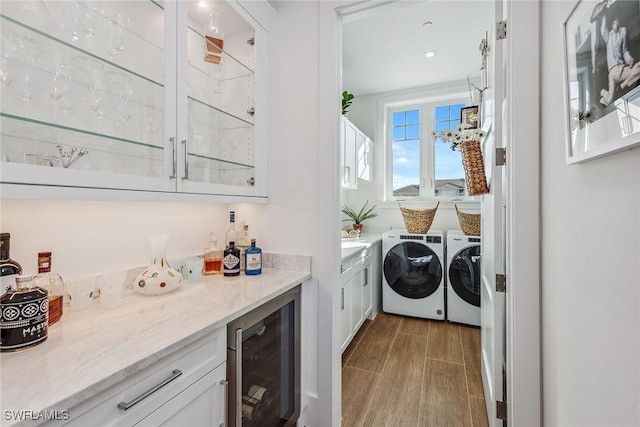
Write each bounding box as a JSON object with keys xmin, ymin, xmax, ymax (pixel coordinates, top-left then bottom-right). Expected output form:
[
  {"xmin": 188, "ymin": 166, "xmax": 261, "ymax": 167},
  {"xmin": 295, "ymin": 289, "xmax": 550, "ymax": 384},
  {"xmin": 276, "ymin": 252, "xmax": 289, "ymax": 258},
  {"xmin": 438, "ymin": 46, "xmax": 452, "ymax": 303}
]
[
  {"xmin": 446, "ymin": 230, "xmax": 481, "ymax": 326},
  {"xmin": 382, "ymin": 229, "xmax": 444, "ymax": 320}
]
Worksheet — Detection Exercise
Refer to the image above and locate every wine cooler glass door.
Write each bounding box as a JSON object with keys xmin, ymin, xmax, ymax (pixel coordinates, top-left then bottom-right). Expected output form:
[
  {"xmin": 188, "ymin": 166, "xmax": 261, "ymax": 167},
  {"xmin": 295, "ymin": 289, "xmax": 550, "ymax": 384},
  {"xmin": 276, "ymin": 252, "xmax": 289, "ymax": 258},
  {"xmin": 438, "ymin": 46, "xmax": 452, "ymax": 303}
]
[{"xmin": 227, "ymin": 286, "xmax": 300, "ymax": 427}]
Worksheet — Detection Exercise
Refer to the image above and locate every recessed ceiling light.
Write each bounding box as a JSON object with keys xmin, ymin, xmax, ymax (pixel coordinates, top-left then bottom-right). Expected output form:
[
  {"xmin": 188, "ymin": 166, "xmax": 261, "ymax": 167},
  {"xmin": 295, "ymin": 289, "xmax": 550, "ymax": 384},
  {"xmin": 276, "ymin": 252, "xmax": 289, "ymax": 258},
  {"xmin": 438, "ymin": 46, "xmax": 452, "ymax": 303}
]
[{"xmin": 424, "ymin": 50, "xmax": 437, "ymax": 59}]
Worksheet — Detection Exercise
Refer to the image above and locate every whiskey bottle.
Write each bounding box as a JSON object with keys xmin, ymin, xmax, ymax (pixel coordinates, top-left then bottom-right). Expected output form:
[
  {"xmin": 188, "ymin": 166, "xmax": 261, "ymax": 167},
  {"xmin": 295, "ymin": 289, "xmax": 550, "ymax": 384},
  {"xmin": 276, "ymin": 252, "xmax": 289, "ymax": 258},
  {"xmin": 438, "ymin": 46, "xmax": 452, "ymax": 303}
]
[
  {"xmin": 245, "ymin": 239, "xmax": 262, "ymax": 276},
  {"xmin": 203, "ymin": 232, "xmax": 223, "ymax": 275},
  {"xmin": 223, "ymin": 241, "xmax": 240, "ymax": 277},
  {"xmin": 0, "ymin": 233, "xmax": 22, "ymax": 294}
]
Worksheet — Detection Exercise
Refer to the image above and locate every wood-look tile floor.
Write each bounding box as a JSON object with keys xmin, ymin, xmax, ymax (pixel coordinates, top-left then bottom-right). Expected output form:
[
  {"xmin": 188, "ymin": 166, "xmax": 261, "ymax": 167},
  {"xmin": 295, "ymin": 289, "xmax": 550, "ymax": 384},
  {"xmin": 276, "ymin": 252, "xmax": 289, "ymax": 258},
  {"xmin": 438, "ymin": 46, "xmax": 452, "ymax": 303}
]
[{"xmin": 342, "ymin": 313, "xmax": 488, "ymax": 427}]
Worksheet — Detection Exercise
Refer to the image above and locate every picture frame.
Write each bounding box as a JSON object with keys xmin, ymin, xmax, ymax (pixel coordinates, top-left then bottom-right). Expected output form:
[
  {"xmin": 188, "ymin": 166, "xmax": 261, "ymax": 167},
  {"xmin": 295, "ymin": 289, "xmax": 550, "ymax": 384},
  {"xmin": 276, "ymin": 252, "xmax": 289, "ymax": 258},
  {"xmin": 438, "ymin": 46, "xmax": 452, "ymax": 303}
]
[
  {"xmin": 563, "ymin": 0, "xmax": 640, "ymax": 164},
  {"xmin": 461, "ymin": 106, "xmax": 479, "ymax": 129}
]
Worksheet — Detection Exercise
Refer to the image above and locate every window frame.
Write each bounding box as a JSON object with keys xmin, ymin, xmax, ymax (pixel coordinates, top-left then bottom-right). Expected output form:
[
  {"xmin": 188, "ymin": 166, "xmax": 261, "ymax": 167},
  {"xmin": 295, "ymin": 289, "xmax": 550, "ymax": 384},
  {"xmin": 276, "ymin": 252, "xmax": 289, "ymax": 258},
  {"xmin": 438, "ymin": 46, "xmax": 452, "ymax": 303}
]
[{"xmin": 384, "ymin": 95, "xmax": 469, "ymax": 201}]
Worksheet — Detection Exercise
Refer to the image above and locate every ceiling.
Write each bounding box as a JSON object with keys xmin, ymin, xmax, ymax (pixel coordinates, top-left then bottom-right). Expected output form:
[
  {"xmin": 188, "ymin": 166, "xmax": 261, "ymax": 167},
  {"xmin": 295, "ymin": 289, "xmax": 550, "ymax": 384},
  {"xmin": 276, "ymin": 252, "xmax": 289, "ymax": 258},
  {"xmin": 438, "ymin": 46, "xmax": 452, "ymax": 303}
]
[{"xmin": 341, "ymin": 1, "xmax": 495, "ymax": 96}]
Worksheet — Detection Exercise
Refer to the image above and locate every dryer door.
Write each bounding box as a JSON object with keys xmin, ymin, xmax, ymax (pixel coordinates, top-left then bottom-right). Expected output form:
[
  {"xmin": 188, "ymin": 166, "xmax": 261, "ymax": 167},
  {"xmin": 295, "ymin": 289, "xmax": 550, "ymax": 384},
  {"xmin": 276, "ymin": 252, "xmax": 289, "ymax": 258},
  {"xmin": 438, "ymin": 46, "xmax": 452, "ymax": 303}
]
[
  {"xmin": 383, "ymin": 241, "xmax": 442, "ymax": 299},
  {"xmin": 448, "ymin": 245, "xmax": 481, "ymax": 307}
]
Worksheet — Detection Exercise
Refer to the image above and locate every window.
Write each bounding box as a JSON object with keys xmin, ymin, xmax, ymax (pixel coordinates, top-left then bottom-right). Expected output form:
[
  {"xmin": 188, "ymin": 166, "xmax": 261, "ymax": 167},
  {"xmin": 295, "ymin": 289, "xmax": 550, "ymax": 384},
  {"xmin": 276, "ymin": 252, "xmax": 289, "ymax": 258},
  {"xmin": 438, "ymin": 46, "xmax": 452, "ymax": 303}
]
[{"xmin": 387, "ymin": 100, "xmax": 467, "ymax": 199}]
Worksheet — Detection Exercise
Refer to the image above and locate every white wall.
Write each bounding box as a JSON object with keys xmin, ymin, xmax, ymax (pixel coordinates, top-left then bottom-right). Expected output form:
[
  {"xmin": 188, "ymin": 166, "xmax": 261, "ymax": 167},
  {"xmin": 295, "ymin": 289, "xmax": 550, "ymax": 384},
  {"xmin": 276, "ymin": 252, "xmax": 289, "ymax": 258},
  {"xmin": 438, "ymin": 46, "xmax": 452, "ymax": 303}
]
[{"xmin": 541, "ymin": 2, "xmax": 640, "ymax": 426}]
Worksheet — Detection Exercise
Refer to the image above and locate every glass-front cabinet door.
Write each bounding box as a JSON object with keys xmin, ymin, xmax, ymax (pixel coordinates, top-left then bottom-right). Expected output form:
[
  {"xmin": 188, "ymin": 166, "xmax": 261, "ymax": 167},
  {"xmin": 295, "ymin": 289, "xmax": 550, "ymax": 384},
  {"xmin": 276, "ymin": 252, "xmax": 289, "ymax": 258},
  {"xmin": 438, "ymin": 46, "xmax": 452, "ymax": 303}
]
[
  {"xmin": 177, "ymin": 0, "xmax": 266, "ymax": 196},
  {"xmin": 0, "ymin": 0, "xmax": 267, "ymax": 199},
  {"xmin": 0, "ymin": 0, "xmax": 172, "ymax": 192}
]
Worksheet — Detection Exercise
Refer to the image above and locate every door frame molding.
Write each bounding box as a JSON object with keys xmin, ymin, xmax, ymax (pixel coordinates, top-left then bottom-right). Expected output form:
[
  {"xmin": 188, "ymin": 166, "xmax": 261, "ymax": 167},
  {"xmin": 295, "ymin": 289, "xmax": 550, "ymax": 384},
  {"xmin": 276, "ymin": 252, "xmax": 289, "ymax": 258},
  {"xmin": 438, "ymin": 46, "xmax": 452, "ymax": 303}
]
[
  {"xmin": 504, "ymin": 0, "xmax": 541, "ymax": 424},
  {"xmin": 318, "ymin": 0, "xmax": 542, "ymax": 425}
]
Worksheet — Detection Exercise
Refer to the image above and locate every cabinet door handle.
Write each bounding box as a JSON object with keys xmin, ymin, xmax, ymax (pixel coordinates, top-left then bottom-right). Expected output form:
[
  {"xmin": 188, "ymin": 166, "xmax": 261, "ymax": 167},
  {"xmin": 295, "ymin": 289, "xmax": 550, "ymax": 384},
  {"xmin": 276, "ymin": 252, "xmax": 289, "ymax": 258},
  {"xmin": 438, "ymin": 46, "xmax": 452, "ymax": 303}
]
[
  {"xmin": 117, "ymin": 369, "xmax": 183, "ymax": 411},
  {"xmin": 363, "ymin": 267, "xmax": 368, "ymax": 286},
  {"xmin": 181, "ymin": 139, "xmax": 189, "ymax": 180},
  {"xmin": 169, "ymin": 137, "xmax": 177, "ymax": 179},
  {"xmin": 235, "ymin": 328, "xmax": 243, "ymax": 427},
  {"xmin": 341, "ymin": 288, "xmax": 345, "ymax": 310},
  {"xmin": 343, "ymin": 166, "xmax": 350, "ymax": 184},
  {"xmin": 220, "ymin": 379, "xmax": 229, "ymax": 427}
]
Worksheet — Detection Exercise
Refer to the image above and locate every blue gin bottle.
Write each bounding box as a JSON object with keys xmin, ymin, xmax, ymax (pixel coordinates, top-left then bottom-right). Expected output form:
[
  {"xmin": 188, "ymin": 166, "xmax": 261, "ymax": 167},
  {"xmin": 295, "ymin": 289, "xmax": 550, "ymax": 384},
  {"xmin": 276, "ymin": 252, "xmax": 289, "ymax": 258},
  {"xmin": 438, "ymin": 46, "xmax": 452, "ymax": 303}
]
[{"xmin": 245, "ymin": 239, "xmax": 262, "ymax": 275}]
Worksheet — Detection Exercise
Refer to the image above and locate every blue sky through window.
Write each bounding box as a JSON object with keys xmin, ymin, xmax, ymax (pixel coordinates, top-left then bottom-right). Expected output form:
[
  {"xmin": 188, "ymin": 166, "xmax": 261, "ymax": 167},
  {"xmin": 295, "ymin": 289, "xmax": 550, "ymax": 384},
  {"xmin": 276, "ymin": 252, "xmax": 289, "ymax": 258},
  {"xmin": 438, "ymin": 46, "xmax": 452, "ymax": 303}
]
[
  {"xmin": 392, "ymin": 110, "xmax": 420, "ymax": 192},
  {"xmin": 434, "ymin": 104, "xmax": 465, "ymax": 180}
]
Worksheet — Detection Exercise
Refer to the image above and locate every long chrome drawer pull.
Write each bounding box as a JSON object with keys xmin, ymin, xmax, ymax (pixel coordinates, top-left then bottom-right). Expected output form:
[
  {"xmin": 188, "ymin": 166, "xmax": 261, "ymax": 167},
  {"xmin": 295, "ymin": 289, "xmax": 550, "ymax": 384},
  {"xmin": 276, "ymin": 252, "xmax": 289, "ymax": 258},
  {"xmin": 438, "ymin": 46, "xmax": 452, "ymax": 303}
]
[
  {"xmin": 235, "ymin": 328, "xmax": 243, "ymax": 427},
  {"xmin": 117, "ymin": 369, "xmax": 183, "ymax": 411}
]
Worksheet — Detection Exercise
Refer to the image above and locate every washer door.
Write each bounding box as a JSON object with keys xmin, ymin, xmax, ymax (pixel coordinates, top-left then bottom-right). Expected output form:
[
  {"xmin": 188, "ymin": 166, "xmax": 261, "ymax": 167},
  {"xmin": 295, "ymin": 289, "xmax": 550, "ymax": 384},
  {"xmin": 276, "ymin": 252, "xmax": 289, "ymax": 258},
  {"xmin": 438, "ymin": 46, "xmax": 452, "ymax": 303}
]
[
  {"xmin": 384, "ymin": 241, "xmax": 442, "ymax": 299},
  {"xmin": 448, "ymin": 246, "xmax": 481, "ymax": 307}
]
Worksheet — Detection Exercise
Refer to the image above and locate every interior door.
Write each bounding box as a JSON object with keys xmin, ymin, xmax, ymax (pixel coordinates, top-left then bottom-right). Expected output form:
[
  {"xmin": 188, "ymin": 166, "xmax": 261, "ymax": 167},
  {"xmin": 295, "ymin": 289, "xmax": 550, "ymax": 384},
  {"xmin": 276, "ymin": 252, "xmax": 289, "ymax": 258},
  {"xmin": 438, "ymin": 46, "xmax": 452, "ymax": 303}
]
[{"xmin": 480, "ymin": 0, "xmax": 506, "ymax": 425}]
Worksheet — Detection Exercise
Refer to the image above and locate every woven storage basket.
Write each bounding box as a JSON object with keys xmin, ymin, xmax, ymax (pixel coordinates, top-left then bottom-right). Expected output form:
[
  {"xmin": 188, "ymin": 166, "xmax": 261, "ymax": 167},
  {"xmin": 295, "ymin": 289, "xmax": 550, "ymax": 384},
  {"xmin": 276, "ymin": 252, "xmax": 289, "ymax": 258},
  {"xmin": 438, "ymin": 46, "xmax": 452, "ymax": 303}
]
[
  {"xmin": 460, "ymin": 140, "xmax": 489, "ymax": 196},
  {"xmin": 399, "ymin": 202, "xmax": 439, "ymax": 233},
  {"xmin": 455, "ymin": 204, "xmax": 481, "ymax": 236}
]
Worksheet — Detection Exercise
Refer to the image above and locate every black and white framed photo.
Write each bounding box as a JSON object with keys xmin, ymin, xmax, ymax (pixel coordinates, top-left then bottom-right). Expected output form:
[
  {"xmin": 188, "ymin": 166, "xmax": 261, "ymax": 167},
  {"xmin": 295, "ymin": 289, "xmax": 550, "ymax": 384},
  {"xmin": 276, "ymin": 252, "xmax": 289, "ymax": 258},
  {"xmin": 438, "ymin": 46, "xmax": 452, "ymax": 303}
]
[
  {"xmin": 563, "ymin": 0, "xmax": 640, "ymax": 164},
  {"xmin": 461, "ymin": 106, "xmax": 479, "ymax": 129}
]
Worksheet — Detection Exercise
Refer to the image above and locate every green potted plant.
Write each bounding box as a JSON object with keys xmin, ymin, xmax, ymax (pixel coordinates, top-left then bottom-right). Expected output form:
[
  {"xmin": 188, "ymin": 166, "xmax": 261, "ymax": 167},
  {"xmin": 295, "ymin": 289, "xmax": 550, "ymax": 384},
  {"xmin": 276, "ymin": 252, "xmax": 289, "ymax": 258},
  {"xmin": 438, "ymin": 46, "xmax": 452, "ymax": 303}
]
[
  {"xmin": 342, "ymin": 90, "xmax": 354, "ymax": 115},
  {"xmin": 341, "ymin": 199, "xmax": 377, "ymax": 233}
]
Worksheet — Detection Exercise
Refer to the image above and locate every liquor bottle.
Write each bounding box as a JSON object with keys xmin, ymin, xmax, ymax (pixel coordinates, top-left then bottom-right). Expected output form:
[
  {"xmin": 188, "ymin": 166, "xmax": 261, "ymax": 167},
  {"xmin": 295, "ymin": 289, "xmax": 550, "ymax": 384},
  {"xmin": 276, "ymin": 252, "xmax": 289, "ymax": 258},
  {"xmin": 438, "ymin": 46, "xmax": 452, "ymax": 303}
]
[
  {"xmin": 34, "ymin": 273, "xmax": 65, "ymax": 326},
  {"xmin": 1, "ymin": 275, "xmax": 48, "ymax": 352},
  {"xmin": 203, "ymin": 232, "xmax": 223, "ymax": 275},
  {"xmin": 245, "ymin": 239, "xmax": 262, "ymax": 276},
  {"xmin": 225, "ymin": 211, "xmax": 239, "ymax": 248},
  {"xmin": 237, "ymin": 224, "xmax": 250, "ymax": 272},
  {"xmin": 223, "ymin": 241, "xmax": 241, "ymax": 277},
  {"xmin": 0, "ymin": 233, "xmax": 22, "ymax": 294}
]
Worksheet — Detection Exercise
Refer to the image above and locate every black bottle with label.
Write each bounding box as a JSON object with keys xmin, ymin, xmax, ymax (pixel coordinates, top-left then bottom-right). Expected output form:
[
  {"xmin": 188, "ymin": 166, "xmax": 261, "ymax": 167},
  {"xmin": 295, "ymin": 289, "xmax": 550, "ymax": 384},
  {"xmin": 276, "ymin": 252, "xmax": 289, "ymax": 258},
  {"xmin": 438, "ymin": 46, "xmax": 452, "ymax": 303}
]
[
  {"xmin": 1, "ymin": 233, "xmax": 22, "ymax": 294},
  {"xmin": 223, "ymin": 241, "xmax": 241, "ymax": 277},
  {"xmin": 1, "ymin": 275, "xmax": 49, "ymax": 352}
]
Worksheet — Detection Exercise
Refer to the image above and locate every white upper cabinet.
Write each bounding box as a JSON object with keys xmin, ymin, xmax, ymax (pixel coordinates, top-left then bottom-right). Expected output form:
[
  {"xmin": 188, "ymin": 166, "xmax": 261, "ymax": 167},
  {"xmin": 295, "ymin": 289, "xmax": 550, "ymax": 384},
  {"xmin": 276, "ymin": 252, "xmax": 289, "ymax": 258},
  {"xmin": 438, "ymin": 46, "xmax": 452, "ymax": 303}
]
[
  {"xmin": 0, "ymin": 0, "xmax": 268, "ymax": 200},
  {"xmin": 341, "ymin": 115, "xmax": 372, "ymax": 189}
]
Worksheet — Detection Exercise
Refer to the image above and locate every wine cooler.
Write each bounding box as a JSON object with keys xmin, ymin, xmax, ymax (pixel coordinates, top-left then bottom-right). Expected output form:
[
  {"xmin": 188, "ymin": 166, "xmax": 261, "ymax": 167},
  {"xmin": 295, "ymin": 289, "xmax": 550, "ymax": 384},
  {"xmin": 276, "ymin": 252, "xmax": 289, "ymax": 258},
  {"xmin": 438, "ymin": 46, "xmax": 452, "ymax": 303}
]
[{"xmin": 227, "ymin": 286, "xmax": 300, "ymax": 427}]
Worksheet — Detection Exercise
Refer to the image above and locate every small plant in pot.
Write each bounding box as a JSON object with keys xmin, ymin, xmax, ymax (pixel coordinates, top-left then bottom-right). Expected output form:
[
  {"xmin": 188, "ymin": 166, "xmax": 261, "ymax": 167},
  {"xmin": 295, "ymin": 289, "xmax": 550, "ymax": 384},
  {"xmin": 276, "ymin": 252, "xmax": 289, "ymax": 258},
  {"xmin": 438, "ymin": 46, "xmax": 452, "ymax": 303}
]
[{"xmin": 341, "ymin": 199, "xmax": 377, "ymax": 234}]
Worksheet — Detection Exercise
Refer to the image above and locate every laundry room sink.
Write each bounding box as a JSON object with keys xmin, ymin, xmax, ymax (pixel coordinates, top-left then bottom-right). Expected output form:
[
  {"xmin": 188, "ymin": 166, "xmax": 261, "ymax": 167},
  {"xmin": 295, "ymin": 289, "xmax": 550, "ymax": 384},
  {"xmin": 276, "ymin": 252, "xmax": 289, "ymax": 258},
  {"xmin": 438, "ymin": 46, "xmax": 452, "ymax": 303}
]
[{"xmin": 341, "ymin": 240, "xmax": 369, "ymax": 260}]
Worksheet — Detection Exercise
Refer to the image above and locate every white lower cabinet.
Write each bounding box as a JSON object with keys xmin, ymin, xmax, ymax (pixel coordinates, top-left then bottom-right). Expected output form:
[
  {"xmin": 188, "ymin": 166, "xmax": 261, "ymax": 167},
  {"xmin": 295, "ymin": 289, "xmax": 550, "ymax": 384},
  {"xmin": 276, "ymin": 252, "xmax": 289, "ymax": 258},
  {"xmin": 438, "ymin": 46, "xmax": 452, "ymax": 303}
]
[
  {"xmin": 46, "ymin": 327, "xmax": 226, "ymax": 427},
  {"xmin": 341, "ymin": 246, "xmax": 375, "ymax": 353},
  {"xmin": 340, "ymin": 257, "xmax": 357, "ymax": 352},
  {"xmin": 136, "ymin": 363, "xmax": 226, "ymax": 427}
]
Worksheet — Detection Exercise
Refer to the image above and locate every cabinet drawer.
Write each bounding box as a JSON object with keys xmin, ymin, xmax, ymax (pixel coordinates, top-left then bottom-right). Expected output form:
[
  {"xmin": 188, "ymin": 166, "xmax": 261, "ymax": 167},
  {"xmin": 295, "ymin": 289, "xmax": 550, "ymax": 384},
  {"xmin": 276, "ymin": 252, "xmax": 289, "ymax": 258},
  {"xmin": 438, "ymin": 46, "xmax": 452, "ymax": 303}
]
[{"xmin": 52, "ymin": 327, "xmax": 226, "ymax": 427}]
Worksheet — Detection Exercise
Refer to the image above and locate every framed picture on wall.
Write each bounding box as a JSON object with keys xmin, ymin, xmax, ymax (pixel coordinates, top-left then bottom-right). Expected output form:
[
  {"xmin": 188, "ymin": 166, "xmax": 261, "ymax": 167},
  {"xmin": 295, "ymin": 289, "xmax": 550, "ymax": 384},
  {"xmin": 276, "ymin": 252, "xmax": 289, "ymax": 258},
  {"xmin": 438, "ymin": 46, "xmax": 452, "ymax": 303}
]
[
  {"xmin": 563, "ymin": 0, "xmax": 640, "ymax": 164},
  {"xmin": 461, "ymin": 106, "xmax": 479, "ymax": 129}
]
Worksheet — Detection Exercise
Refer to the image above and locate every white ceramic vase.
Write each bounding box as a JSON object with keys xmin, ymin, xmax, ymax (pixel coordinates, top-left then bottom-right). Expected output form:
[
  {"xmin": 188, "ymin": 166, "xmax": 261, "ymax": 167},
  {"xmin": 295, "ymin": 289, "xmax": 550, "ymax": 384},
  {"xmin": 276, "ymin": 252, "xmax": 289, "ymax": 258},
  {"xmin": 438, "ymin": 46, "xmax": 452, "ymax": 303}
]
[{"xmin": 133, "ymin": 235, "xmax": 182, "ymax": 295}]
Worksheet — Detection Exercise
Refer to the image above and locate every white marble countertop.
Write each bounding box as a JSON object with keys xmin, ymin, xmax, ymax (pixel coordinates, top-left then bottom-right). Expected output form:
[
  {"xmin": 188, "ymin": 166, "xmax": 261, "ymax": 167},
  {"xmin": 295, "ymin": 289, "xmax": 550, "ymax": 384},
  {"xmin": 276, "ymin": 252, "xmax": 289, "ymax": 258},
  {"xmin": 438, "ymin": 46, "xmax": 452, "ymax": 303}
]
[
  {"xmin": 0, "ymin": 268, "xmax": 310, "ymax": 427},
  {"xmin": 340, "ymin": 232, "xmax": 382, "ymax": 261}
]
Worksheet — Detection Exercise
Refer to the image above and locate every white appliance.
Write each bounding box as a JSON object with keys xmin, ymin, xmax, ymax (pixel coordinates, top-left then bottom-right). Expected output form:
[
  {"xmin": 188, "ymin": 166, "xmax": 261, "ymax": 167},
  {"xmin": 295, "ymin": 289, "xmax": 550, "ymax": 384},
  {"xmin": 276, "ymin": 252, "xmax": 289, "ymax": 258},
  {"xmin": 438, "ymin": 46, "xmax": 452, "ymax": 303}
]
[
  {"xmin": 446, "ymin": 230, "xmax": 481, "ymax": 326},
  {"xmin": 382, "ymin": 229, "xmax": 445, "ymax": 320}
]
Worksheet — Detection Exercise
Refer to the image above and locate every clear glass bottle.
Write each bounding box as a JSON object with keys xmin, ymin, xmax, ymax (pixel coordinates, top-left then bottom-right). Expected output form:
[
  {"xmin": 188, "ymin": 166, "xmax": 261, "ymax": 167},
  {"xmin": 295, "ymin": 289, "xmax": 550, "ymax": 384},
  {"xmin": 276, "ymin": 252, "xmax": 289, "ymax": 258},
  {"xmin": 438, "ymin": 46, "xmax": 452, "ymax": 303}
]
[
  {"xmin": 237, "ymin": 224, "xmax": 249, "ymax": 271},
  {"xmin": 0, "ymin": 233, "xmax": 22, "ymax": 294},
  {"xmin": 225, "ymin": 211, "xmax": 239, "ymax": 248},
  {"xmin": 245, "ymin": 239, "xmax": 262, "ymax": 276},
  {"xmin": 204, "ymin": 232, "xmax": 223, "ymax": 275},
  {"xmin": 203, "ymin": 10, "xmax": 224, "ymax": 64},
  {"xmin": 34, "ymin": 273, "xmax": 65, "ymax": 325},
  {"xmin": 223, "ymin": 241, "xmax": 240, "ymax": 277}
]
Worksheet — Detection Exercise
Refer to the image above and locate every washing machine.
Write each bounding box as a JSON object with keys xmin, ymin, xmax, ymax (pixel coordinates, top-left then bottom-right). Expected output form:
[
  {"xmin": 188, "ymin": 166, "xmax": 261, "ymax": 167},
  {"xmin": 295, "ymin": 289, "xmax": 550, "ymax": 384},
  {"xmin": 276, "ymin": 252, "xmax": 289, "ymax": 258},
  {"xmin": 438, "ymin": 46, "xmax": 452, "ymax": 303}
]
[
  {"xmin": 382, "ymin": 229, "xmax": 445, "ymax": 320},
  {"xmin": 446, "ymin": 230, "xmax": 481, "ymax": 326}
]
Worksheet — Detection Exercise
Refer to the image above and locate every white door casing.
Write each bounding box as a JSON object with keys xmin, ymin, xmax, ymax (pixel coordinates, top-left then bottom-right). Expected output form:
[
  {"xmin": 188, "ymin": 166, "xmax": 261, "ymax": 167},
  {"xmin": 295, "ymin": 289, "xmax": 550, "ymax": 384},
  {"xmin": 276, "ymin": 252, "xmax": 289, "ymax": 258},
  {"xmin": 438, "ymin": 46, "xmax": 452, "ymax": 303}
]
[
  {"xmin": 481, "ymin": 1, "xmax": 542, "ymax": 426},
  {"xmin": 480, "ymin": 1, "xmax": 506, "ymax": 425}
]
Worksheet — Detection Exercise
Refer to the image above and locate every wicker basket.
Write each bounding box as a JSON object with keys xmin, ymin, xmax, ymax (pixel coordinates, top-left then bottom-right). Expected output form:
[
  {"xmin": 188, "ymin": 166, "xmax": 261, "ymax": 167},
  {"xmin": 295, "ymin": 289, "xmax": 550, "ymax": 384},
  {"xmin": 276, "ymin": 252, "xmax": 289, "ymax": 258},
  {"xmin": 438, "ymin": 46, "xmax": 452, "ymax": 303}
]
[
  {"xmin": 399, "ymin": 202, "xmax": 439, "ymax": 233},
  {"xmin": 460, "ymin": 140, "xmax": 489, "ymax": 196},
  {"xmin": 455, "ymin": 204, "xmax": 481, "ymax": 236}
]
